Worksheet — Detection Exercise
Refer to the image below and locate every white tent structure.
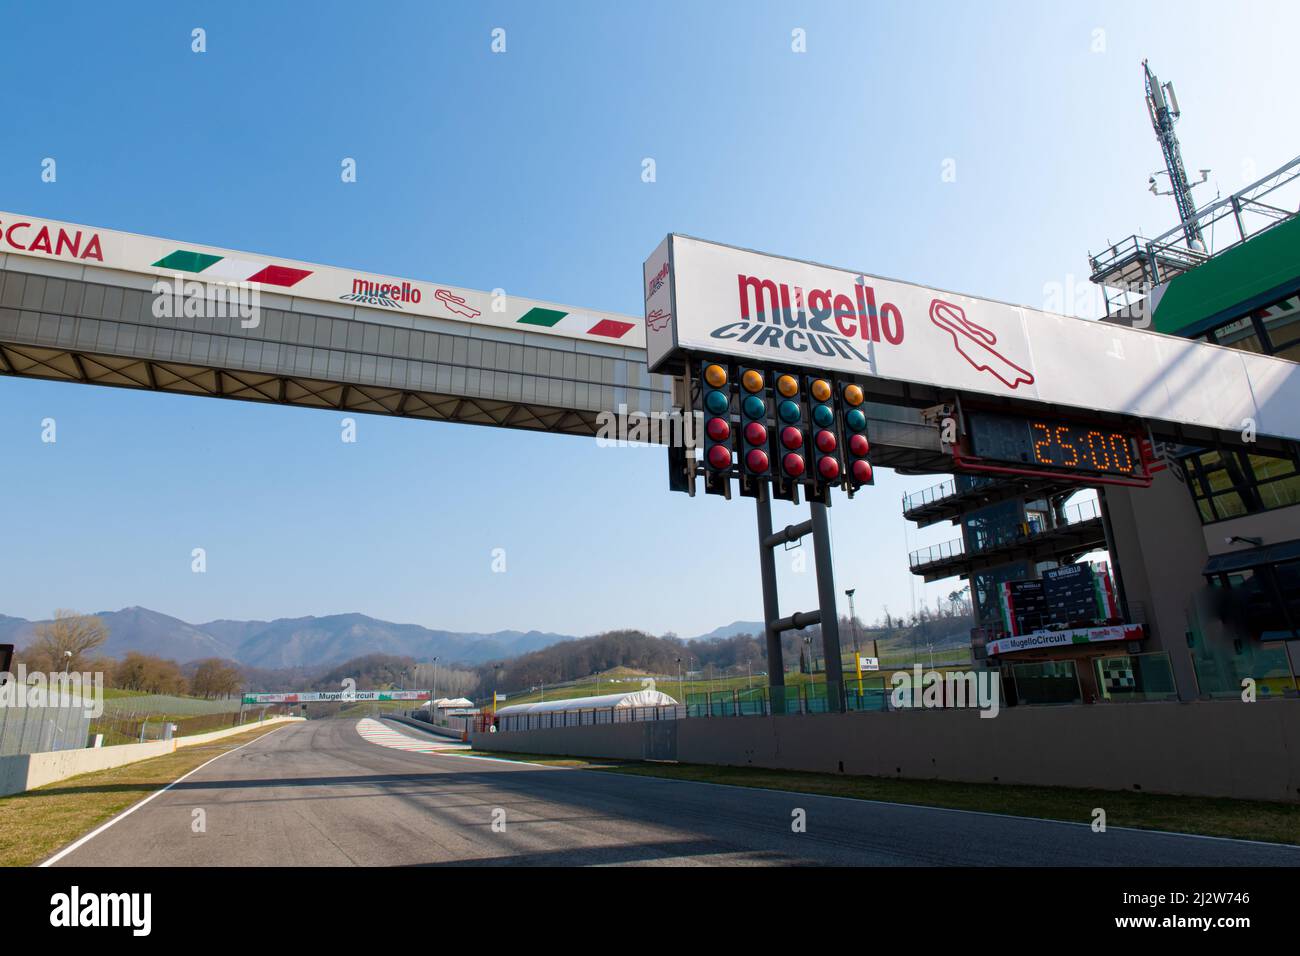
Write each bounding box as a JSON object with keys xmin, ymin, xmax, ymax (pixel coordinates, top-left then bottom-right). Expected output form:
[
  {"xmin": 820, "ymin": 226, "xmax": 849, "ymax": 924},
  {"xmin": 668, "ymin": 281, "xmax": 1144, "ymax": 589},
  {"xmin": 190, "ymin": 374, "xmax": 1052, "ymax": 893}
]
[
  {"xmin": 418, "ymin": 697, "xmax": 475, "ymax": 711},
  {"xmin": 494, "ymin": 689, "xmax": 678, "ymax": 717}
]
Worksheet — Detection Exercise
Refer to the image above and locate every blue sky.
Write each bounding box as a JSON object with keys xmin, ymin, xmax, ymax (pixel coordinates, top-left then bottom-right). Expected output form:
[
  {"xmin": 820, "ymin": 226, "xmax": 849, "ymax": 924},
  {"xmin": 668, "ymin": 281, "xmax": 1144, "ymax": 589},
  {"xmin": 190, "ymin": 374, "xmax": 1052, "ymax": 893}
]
[{"xmin": 1, "ymin": 0, "xmax": 1296, "ymax": 640}]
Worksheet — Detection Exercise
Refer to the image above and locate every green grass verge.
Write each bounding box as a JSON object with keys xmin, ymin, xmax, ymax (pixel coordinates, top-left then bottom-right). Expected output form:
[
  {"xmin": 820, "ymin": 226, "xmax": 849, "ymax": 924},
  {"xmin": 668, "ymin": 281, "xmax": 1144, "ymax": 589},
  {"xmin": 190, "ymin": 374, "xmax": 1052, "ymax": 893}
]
[
  {"xmin": 0, "ymin": 723, "xmax": 290, "ymax": 867},
  {"xmin": 465, "ymin": 751, "xmax": 1300, "ymax": 846}
]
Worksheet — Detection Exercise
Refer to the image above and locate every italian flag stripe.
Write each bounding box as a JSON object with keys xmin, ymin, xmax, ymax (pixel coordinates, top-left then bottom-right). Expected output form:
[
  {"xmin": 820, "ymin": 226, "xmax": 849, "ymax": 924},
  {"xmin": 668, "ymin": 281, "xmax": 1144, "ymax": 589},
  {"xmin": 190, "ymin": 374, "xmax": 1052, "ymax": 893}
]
[
  {"xmin": 516, "ymin": 307, "xmax": 636, "ymax": 339},
  {"xmin": 588, "ymin": 319, "xmax": 635, "ymax": 338},
  {"xmin": 150, "ymin": 249, "xmax": 313, "ymax": 287},
  {"xmin": 517, "ymin": 307, "xmax": 567, "ymax": 327},
  {"xmin": 153, "ymin": 250, "xmax": 221, "ymax": 273},
  {"xmin": 200, "ymin": 257, "xmax": 264, "ymax": 281}
]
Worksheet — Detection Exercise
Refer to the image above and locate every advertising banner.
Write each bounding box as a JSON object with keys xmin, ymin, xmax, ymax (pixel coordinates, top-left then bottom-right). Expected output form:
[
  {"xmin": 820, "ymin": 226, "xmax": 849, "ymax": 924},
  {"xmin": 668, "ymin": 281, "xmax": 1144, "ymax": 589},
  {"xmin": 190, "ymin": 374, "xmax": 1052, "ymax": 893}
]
[
  {"xmin": 242, "ymin": 691, "xmax": 431, "ymax": 704},
  {"xmin": 0, "ymin": 211, "xmax": 642, "ymax": 347},
  {"xmin": 986, "ymin": 624, "xmax": 1143, "ymax": 656},
  {"xmin": 644, "ymin": 234, "xmax": 1300, "ymax": 442}
]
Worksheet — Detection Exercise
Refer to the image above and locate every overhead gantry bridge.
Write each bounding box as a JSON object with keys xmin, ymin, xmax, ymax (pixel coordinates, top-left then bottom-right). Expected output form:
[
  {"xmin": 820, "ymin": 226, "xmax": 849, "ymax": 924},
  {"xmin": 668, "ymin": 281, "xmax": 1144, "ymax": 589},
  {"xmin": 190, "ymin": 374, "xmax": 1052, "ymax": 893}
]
[{"xmin": 0, "ymin": 212, "xmax": 944, "ymax": 470}]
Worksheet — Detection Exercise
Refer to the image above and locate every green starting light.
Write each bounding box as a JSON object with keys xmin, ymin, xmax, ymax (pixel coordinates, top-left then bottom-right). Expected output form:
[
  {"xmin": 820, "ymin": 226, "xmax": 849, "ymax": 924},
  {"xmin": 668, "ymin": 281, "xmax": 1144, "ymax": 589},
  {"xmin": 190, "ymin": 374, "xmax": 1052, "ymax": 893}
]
[
  {"xmin": 706, "ymin": 389, "xmax": 729, "ymax": 415},
  {"xmin": 778, "ymin": 400, "xmax": 801, "ymax": 424},
  {"xmin": 813, "ymin": 404, "xmax": 834, "ymax": 428},
  {"xmin": 845, "ymin": 408, "xmax": 867, "ymax": 431},
  {"xmin": 743, "ymin": 395, "xmax": 766, "ymax": 419}
]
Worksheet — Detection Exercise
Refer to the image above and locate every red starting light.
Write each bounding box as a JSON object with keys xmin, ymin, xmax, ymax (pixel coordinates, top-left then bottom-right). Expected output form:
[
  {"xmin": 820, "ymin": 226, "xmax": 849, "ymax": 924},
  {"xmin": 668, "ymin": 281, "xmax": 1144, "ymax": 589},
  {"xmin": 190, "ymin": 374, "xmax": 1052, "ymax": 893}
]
[
  {"xmin": 849, "ymin": 434, "xmax": 870, "ymax": 457},
  {"xmin": 745, "ymin": 449, "xmax": 770, "ymax": 473},
  {"xmin": 780, "ymin": 426, "xmax": 803, "ymax": 450},
  {"xmin": 706, "ymin": 417, "xmax": 730, "ymax": 442},
  {"xmin": 744, "ymin": 422, "xmax": 767, "ymax": 446},
  {"xmin": 852, "ymin": 459, "xmax": 873, "ymax": 483},
  {"xmin": 783, "ymin": 453, "xmax": 806, "ymax": 477},
  {"xmin": 818, "ymin": 456, "xmax": 840, "ymax": 480},
  {"xmin": 815, "ymin": 429, "xmax": 837, "ymax": 454},
  {"xmin": 707, "ymin": 445, "xmax": 732, "ymax": 469}
]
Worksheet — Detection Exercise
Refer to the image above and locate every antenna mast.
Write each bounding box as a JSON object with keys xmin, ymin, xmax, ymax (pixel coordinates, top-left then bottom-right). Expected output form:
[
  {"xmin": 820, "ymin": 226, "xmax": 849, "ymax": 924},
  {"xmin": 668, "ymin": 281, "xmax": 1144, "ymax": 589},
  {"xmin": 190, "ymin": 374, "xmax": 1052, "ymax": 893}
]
[{"xmin": 1143, "ymin": 59, "xmax": 1206, "ymax": 251}]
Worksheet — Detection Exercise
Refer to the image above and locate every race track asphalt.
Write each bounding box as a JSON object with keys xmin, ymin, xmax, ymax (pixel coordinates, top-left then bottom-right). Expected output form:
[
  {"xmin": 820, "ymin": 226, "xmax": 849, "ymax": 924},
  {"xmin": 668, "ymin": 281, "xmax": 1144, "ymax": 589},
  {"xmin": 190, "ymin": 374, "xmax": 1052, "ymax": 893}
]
[{"xmin": 48, "ymin": 718, "xmax": 1300, "ymax": 867}]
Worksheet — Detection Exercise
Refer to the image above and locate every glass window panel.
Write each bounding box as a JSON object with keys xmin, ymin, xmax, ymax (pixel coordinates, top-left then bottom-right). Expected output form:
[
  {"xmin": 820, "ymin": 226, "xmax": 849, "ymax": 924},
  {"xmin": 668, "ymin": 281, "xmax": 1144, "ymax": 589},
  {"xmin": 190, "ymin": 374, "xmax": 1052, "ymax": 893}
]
[
  {"xmin": 1273, "ymin": 560, "xmax": 1300, "ymax": 635},
  {"xmin": 1205, "ymin": 468, "xmax": 1236, "ymax": 493},
  {"xmin": 1221, "ymin": 568, "xmax": 1292, "ymax": 640},
  {"xmin": 1258, "ymin": 295, "xmax": 1300, "ymax": 351},
  {"xmin": 1210, "ymin": 491, "xmax": 1246, "ymax": 519},
  {"xmin": 1247, "ymin": 454, "xmax": 1297, "ymax": 482},
  {"xmin": 1214, "ymin": 317, "xmax": 1264, "ymax": 353},
  {"xmin": 1257, "ymin": 475, "xmax": 1300, "ymax": 510},
  {"xmin": 1274, "ymin": 340, "xmax": 1300, "ymax": 363}
]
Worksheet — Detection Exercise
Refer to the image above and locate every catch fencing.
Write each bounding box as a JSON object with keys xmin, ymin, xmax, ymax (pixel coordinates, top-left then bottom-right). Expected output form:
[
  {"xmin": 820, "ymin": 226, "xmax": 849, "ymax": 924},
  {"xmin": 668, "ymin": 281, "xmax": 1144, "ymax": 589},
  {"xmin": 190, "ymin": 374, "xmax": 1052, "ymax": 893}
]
[
  {"xmin": 490, "ymin": 682, "xmax": 899, "ymax": 732},
  {"xmin": 0, "ymin": 704, "xmax": 94, "ymax": 757},
  {"xmin": 494, "ymin": 704, "xmax": 687, "ymax": 733}
]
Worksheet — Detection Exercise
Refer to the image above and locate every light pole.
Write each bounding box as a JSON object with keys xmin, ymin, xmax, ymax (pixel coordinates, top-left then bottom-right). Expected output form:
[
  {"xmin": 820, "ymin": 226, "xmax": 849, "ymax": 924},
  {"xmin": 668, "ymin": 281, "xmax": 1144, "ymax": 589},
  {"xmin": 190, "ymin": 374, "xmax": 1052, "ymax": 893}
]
[
  {"xmin": 845, "ymin": 588, "xmax": 860, "ymax": 654},
  {"xmin": 431, "ymin": 657, "xmax": 439, "ymax": 721},
  {"xmin": 676, "ymin": 656, "xmax": 683, "ymax": 704}
]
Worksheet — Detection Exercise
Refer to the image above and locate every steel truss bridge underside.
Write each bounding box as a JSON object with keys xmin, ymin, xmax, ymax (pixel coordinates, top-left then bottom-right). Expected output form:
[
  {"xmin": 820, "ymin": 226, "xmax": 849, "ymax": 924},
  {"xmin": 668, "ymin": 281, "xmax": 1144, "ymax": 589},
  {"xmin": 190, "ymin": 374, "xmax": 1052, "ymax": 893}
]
[{"xmin": 0, "ymin": 253, "xmax": 947, "ymax": 470}]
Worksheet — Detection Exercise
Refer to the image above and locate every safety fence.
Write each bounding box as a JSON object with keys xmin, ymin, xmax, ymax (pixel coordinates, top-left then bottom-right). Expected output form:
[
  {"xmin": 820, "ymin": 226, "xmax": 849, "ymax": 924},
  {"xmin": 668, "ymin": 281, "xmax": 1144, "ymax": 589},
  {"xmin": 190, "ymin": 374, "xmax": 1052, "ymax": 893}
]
[
  {"xmin": 89, "ymin": 706, "xmax": 286, "ymax": 747},
  {"xmin": 485, "ymin": 649, "xmax": 1296, "ymax": 734},
  {"xmin": 0, "ymin": 704, "xmax": 94, "ymax": 757},
  {"xmin": 495, "ymin": 704, "xmax": 687, "ymax": 733}
]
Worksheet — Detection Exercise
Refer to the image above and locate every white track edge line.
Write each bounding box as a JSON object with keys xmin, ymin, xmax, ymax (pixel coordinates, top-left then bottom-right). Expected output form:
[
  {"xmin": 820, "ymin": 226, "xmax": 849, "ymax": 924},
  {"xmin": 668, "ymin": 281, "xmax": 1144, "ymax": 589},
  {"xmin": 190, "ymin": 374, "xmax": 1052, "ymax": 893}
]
[{"xmin": 39, "ymin": 724, "xmax": 290, "ymax": 867}]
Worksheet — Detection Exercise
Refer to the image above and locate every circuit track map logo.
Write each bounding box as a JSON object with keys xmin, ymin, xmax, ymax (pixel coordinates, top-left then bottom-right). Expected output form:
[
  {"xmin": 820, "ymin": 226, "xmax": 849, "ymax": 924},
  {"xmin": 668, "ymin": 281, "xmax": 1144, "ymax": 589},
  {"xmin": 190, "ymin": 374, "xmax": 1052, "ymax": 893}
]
[{"xmin": 929, "ymin": 298, "xmax": 1035, "ymax": 390}]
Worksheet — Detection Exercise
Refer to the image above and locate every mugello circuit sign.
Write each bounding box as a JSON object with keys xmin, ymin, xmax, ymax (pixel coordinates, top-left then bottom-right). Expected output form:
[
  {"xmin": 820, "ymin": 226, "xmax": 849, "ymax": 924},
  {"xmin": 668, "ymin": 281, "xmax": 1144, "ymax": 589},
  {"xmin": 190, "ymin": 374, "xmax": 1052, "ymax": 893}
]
[
  {"xmin": 0, "ymin": 211, "xmax": 642, "ymax": 347},
  {"xmin": 242, "ymin": 690, "xmax": 431, "ymax": 704},
  {"xmin": 643, "ymin": 234, "xmax": 1300, "ymax": 443}
]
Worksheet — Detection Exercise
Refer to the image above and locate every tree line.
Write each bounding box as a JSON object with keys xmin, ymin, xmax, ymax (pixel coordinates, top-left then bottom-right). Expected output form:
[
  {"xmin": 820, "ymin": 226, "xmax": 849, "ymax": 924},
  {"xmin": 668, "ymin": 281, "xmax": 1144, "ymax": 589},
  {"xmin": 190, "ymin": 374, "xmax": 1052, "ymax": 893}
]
[{"xmin": 11, "ymin": 609, "xmax": 252, "ymax": 699}]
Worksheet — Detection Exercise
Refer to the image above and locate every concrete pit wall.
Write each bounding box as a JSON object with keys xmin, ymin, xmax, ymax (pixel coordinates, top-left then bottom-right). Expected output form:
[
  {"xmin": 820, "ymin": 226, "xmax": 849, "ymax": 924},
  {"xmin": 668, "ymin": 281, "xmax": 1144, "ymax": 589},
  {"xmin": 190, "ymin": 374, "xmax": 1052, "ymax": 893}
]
[
  {"xmin": 0, "ymin": 716, "xmax": 302, "ymax": 797},
  {"xmin": 473, "ymin": 702, "xmax": 1300, "ymax": 803}
]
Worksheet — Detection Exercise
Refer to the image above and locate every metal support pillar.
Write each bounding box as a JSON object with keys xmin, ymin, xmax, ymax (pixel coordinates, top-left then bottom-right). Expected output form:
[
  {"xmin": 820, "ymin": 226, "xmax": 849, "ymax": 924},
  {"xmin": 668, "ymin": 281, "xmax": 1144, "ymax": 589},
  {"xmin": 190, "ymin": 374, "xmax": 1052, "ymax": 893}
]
[
  {"xmin": 810, "ymin": 501, "xmax": 845, "ymax": 711},
  {"xmin": 755, "ymin": 486, "xmax": 785, "ymax": 708},
  {"xmin": 755, "ymin": 490, "xmax": 847, "ymax": 714}
]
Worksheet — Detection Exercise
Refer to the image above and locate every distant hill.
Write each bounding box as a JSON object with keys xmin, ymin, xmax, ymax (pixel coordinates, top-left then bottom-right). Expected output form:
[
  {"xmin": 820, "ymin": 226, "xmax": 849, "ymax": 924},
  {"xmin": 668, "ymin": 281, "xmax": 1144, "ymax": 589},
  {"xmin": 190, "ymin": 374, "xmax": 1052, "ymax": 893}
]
[
  {"xmin": 690, "ymin": 620, "xmax": 763, "ymax": 641},
  {"xmin": 2, "ymin": 607, "xmax": 574, "ymax": 668}
]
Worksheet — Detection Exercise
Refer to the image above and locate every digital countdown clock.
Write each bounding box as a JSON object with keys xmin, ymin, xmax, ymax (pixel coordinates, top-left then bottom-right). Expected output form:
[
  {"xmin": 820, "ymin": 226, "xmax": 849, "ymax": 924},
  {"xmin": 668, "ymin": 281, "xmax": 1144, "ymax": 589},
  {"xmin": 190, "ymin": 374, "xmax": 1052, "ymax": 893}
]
[{"xmin": 955, "ymin": 410, "xmax": 1154, "ymax": 486}]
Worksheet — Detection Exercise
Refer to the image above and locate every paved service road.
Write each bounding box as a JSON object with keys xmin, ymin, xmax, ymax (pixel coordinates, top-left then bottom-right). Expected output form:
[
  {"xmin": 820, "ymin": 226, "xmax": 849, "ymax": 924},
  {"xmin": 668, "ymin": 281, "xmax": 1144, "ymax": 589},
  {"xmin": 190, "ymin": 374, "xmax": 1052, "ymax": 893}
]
[{"xmin": 50, "ymin": 719, "xmax": 1300, "ymax": 866}]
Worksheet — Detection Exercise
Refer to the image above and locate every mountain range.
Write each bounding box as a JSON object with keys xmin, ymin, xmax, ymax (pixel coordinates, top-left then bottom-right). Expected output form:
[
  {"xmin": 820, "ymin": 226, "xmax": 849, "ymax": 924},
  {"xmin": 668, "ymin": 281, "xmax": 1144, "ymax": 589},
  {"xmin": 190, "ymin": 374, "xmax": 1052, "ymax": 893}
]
[
  {"xmin": 0, "ymin": 607, "xmax": 576, "ymax": 668},
  {"xmin": 0, "ymin": 608, "xmax": 762, "ymax": 669}
]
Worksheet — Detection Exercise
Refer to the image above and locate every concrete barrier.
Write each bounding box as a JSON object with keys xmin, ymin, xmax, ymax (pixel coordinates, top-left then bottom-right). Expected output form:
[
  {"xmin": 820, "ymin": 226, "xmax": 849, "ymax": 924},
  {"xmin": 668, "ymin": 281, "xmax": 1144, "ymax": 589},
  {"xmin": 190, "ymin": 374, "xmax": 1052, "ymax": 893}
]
[
  {"xmin": 0, "ymin": 716, "xmax": 303, "ymax": 797},
  {"xmin": 382, "ymin": 714, "xmax": 465, "ymax": 741},
  {"xmin": 473, "ymin": 701, "xmax": 1300, "ymax": 803}
]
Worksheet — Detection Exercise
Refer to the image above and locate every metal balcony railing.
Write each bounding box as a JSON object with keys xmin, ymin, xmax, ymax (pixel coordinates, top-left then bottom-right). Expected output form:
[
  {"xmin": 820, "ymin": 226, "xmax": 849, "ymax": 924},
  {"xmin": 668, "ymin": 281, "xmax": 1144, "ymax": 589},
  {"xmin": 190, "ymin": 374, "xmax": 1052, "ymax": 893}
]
[
  {"xmin": 902, "ymin": 475, "xmax": 1006, "ymax": 513},
  {"xmin": 902, "ymin": 479, "xmax": 957, "ymax": 512},
  {"xmin": 908, "ymin": 538, "xmax": 966, "ymax": 568},
  {"xmin": 909, "ymin": 496, "xmax": 1103, "ymax": 568}
]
